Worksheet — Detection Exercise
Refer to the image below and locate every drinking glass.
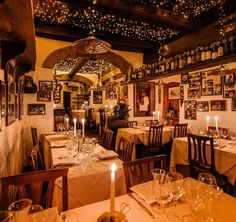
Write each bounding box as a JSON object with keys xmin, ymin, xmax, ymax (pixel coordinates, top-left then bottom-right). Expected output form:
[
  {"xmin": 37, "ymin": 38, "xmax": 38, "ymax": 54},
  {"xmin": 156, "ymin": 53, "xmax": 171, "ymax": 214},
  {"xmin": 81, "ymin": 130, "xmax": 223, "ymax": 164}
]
[
  {"xmin": 8, "ymin": 199, "xmax": 32, "ymax": 222},
  {"xmin": 0, "ymin": 211, "xmax": 13, "ymax": 222},
  {"xmin": 198, "ymin": 173, "xmax": 217, "ymax": 186},
  {"xmin": 221, "ymin": 129, "xmax": 229, "ymax": 140},
  {"xmin": 212, "ymin": 130, "xmax": 220, "ymax": 141},
  {"xmin": 29, "ymin": 205, "xmax": 45, "ymax": 222},
  {"xmin": 166, "ymin": 172, "xmax": 184, "ymax": 222},
  {"xmin": 229, "ymin": 128, "xmax": 236, "ymax": 144}
]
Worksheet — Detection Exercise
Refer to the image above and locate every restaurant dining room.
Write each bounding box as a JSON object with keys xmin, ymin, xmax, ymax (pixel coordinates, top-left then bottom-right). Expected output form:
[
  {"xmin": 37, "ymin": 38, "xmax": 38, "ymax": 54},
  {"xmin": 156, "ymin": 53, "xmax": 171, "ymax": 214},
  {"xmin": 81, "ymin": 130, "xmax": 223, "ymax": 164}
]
[{"xmin": 1, "ymin": 0, "xmax": 236, "ymax": 221}]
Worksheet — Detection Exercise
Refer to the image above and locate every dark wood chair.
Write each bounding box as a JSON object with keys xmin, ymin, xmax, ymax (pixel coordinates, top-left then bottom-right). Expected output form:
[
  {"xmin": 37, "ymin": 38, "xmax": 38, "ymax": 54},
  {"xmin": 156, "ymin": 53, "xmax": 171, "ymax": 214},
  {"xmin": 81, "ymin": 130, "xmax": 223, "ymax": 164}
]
[
  {"xmin": 99, "ymin": 108, "xmax": 106, "ymax": 135},
  {"xmin": 100, "ymin": 129, "xmax": 114, "ymax": 150},
  {"xmin": 31, "ymin": 127, "xmax": 39, "ymax": 146},
  {"xmin": 117, "ymin": 137, "xmax": 134, "ymax": 162},
  {"xmin": 30, "ymin": 144, "xmax": 45, "ymax": 171},
  {"xmin": 122, "ymin": 155, "xmax": 166, "ymax": 192},
  {"xmin": 127, "ymin": 121, "xmax": 137, "ymax": 128},
  {"xmin": 86, "ymin": 108, "xmax": 97, "ymax": 133},
  {"xmin": 173, "ymin": 123, "xmax": 188, "ymax": 138},
  {"xmin": 0, "ymin": 168, "xmax": 68, "ymax": 211},
  {"xmin": 187, "ymin": 133, "xmax": 230, "ymax": 191},
  {"xmin": 148, "ymin": 124, "xmax": 164, "ymax": 154}
]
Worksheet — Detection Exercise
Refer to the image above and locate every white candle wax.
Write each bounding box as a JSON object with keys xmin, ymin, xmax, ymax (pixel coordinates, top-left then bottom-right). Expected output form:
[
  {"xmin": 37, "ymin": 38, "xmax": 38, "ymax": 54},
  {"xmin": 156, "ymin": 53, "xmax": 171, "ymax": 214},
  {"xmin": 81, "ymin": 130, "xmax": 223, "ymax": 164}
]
[
  {"xmin": 110, "ymin": 163, "xmax": 116, "ymax": 217},
  {"xmin": 214, "ymin": 116, "xmax": 219, "ymax": 132},
  {"xmin": 206, "ymin": 116, "xmax": 210, "ymax": 131},
  {"xmin": 66, "ymin": 118, "xmax": 69, "ymax": 131},
  {"xmin": 153, "ymin": 111, "xmax": 155, "ymax": 122},
  {"xmin": 73, "ymin": 119, "xmax": 77, "ymax": 137},
  {"xmin": 81, "ymin": 118, "xmax": 85, "ymax": 138},
  {"xmin": 105, "ymin": 105, "xmax": 108, "ymax": 112},
  {"xmin": 157, "ymin": 111, "xmax": 160, "ymax": 122}
]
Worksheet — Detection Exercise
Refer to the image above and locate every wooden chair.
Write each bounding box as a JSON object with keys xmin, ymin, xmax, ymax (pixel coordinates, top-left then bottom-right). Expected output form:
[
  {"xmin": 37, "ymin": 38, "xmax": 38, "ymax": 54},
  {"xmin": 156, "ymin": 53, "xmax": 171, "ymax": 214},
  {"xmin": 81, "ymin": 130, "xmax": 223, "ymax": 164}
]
[
  {"xmin": 31, "ymin": 127, "xmax": 39, "ymax": 146},
  {"xmin": 30, "ymin": 144, "xmax": 45, "ymax": 171},
  {"xmin": 99, "ymin": 108, "xmax": 106, "ymax": 134},
  {"xmin": 127, "ymin": 121, "xmax": 137, "ymax": 128},
  {"xmin": 173, "ymin": 123, "xmax": 188, "ymax": 138},
  {"xmin": 117, "ymin": 137, "xmax": 134, "ymax": 162},
  {"xmin": 100, "ymin": 129, "xmax": 114, "ymax": 150},
  {"xmin": 0, "ymin": 168, "xmax": 68, "ymax": 211},
  {"xmin": 147, "ymin": 124, "xmax": 164, "ymax": 154},
  {"xmin": 122, "ymin": 155, "xmax": 166, "ymax": 192}
]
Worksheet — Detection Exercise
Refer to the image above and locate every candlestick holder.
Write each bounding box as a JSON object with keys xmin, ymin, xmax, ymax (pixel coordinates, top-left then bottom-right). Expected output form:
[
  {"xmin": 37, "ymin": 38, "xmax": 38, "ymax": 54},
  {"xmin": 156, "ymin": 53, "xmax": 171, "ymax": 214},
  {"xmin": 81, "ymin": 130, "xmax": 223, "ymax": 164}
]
[{"xmin": 97, "ymin": 211, "xmax": 127, "ymax": 222}]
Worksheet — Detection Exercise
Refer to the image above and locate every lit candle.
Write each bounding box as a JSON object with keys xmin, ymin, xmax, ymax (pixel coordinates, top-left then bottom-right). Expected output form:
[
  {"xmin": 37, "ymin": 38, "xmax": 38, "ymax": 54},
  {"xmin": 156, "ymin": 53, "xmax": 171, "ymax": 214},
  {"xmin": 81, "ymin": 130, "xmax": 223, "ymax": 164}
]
[
  {"xmin": 81, "ymin": 118, "xmax": 85, "ymax": 138},
  {"xmin": 66, "ymin": 117, "xmax": 69, "ymax": 131},
  {"xmin": 214, "ymin": 116, "xmax": 219, "ymax": 132},
  {"xmin": 105, "ymin": 105, "xmax": 108, "ymax": 112},
  {"xmin": 153, "ymin": 111, "xmax": 155, "ymax": 122},
  {"xmin": 110, "ymin": 163, "xmax": 116, "ymax": 217},
  {"xmin": 110, "ymin": 105, "xmax": 113, "ymax": 110},
  {"xmin": 73, "ymin": 119, "xmax": 77, "ymax": 137},
  {"xmin": 157, "ymin": 111, "xmax": 160, "ymax": 122},
  {"xmin": 206, "ymin": 115, "xmax": 210, "ymax": 131}
]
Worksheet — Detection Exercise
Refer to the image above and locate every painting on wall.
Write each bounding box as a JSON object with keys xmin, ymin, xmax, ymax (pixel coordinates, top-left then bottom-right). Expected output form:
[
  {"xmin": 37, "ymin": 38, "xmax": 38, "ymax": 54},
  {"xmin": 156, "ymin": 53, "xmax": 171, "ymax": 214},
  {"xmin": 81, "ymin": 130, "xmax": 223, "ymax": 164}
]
[
  {"xmin": 93, "ymin": 90, "xmax": 103, "ymax": 104},
  {"xmin": 0, "ymin": 81, "xmax": 6, "ymax": 117},
  {"xmin": 201, "ymin": 70, "xmax": 222, "ymax": 96},
  {"xmin": 232, "ymin": 97, "xmax": 236, "ymax": 111},
  {"xmin": 197, "ymin": 101, "xmax": 209, "ymax": 112},
  {"xmin": 210, "ymin": 100, "xmax": 227, "ymax": 111},
  {"xmin": 134, "ymin": 82, "xmax": 155, "ymax": 117},
  {"xmin": 168, "ymin": 86, "xmax": 180, "ymax": 100},
  {"xmin": 105, "ymin": 84, "xmax": 111, "ymax": 99},
  {"xmin": 39, "ymin": 81, "xmax": 53, "ymax": 91},
  {"xmin": 184, "ymin": 100, "xmax": 197, "ymax": 120},
  {"xmin": 28, "ymin": 104, "xmax": 46, "ymax": 115},
  {"xmin": 19, "ymin": 78, "xmax": 24, "ymax": 119},
  {"xmin": 37, "ymin": 90, "xmax": 51, "ymax": 102},
  {"xmin": 223, "ymin": 70, "xmax": 236, "ymax": 98},
  {"xmin": 188, "ymin": 72, "xmax": 201, "ymax": 88},
  {"xmin": 181, "ymin": 73, "xmax": 189, "ymax": 84},
  {"xmin": 188, "ymin": 87, "xmax": 201, "ymax": 99}
]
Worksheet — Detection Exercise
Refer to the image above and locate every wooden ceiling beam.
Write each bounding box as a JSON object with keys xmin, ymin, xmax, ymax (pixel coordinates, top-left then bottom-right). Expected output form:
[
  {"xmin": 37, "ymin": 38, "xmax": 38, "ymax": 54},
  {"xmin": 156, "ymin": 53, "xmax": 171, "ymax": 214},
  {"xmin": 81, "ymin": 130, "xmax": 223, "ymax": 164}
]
[{"xmin": 68, "ymin": 57, "xmax": 89, "ymax": 78}]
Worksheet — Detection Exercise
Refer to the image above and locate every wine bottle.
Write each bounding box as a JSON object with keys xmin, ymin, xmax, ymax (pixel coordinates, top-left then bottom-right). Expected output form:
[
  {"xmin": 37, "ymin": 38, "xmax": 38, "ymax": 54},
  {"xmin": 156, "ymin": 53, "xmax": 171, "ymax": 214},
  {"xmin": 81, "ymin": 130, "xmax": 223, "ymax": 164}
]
[
  {"xmin": 179, "ymin": 53, "xmax": 183, "ymax": 69},
  {"xmin": 212, "ymin": 42, "xmax": 218, "ymax": 59},
  {"xmin": 191, "ymin": 50, "xmax": 196, "ymax": 65},
  {"xmin": 146, "ymin": 64, "xmax": 150, "ymax": 77},
  {"xmin": 155, "ymin": 62, "xmax": 159, "ymax": 76},
  {"xmin": 225, "ymin": 36, "xmax": 231, "ymax": 55},
  {"xmin": 205, "ymin": 44, "xmax": 212, "ymax": 60},
  {"xmin": 174, "ymin": 56, "xmax": 179, "ymax": 70},
  {"xmin": 195, "ymin": 47, "xmax": 201, "ymax": 63},
  {"xmin": 170, "ymin": 57, "xmax": 175, "ymax": 71},
  {"xmin": 218, "ymin": 39, "xmax": 224, "ymax": 57},
  {"xmin": 201, "ymin": 45, "xmax": 206, "ymax": 62},
  {"xmin": 187, "ymin": 51, "xmax": 192, "ymax": 66}
]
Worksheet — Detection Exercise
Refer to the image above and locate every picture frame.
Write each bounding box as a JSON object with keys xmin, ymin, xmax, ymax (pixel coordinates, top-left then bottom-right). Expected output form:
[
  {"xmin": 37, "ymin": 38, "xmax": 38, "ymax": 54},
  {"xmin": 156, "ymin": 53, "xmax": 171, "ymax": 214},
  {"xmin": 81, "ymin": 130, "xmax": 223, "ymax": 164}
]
[
  {"xmin": 181, "ymin": 73, "xmax": 189, "ymax": 84},
  {"xmin": 197, "ymin": 101, "xmax": 209, "ymax": 112},
  {"xmin": 0, "ymin": 81, "xmax": 6, "ymax": 117},
  {"xmin": 93, "ymin": 90, "xmax": 103, "ymax": 104},
  {"xmin": 134, "ymin": 82, "xmax": 155, "ymax": 117},
  {"xmin": 201, "ymin": 70, "xmax": 222, "ymax": 96},
  {"xmin": 39, "ymin": 81, "xmax": 53, "ymax": 91},
  {"xmin": 168, "ymin": 86, "xmax": 180, "ymax": 100},
  {"xmin": 37, "ymin": 90, "xmax": 51, "ymax": 102},
  {"xmin": 188, "ymin": 87, "xmax": 201, "ymax": 99},
  {"xmin": 105, "ymin": 84, "xmax": 111, "ymax": 99},
  {"xmin": 28, "ymin": 104, "xmax": 46, "ymax": 115},
  {"xmin": 188, "ymin": 72, "xmax": 201, "ymax": 88},
  {"xmin": 19, "ymin": 78, "xmax": 24, "ymax": 119},
  {"xmin": 223, "ymin": 70, "xmax": 236, "ymax": 98},
  {"xmin": 184, "ymin": 100, "xmax": 197, "ymax": 120},
  {"xmin": 24, "ymin": 76, "xmax": 37, "ymax": 94},
  {"xmin": 232, "ymin": 97, "xmax": 236, "ymax": 111},
  {"xmin": 15, "ymin": 94, "xmax": 19, "ymax": 118},
  {"xmin": 122, "ymin": 85, "xmax": 128, "ymax": 99},
  {"xmin": 210, "ymin": 100, "xmax": 227, "ymax": 111}
]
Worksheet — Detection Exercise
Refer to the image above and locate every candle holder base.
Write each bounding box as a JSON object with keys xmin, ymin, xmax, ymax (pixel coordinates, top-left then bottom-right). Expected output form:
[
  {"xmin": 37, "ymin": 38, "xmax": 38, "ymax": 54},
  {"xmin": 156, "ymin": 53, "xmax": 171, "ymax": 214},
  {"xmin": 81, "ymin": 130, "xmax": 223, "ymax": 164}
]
[{"xmin": 97, "ymin": 211, "xmax": 127, "ymax": 222}]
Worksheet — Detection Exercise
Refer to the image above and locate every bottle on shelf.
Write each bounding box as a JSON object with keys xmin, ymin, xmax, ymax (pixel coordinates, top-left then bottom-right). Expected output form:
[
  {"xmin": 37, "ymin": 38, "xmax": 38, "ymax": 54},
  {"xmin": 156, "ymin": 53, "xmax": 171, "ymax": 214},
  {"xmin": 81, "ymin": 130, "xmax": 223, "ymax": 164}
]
[
  {"xmin": 201, "ymin": 45, "xmax": 206, "ymax": 62},
  {"xmin": 154, "ymin": 62, "xmax": 159, "ymax": 76},
  {"xmin": 195, "ymin": 47, "xmax": 201, "ymax": 63},
  {"xmin": 178, "ymin": 53, "xmax": 183, "ymax": 69},
  {"xmin": 182, "ymin": 52, "xmax": 187, "ymax": 68},
  {"xmin": 187, "ymin": 51, "xmax": 192, "ymax": 66},
  {"xmin": 165, "ymin": 58, "xmax": 170, "ymax": 72},
  {"xmin": 160, "ymin": 58, "xmax": 166, "ymax": 73},
  {"xmin": 211, "ymin": 42, "xmax": 218, "ymax": 59},
  {"xmin": 191, "ymin": 50, "xmax": 196, "ymax": 65},
  {"xmin": 217, "ymin": 39, "xmax": 224, "ymax": 57},
  {"xmin": 225, "ymin": 36, "xmax": 232, "ymax": 55},
  {"xmin": 151, "ymin": 63, "xmax": 155, "ymax": 77},
  {"xmin": 231, "ymin": 32, "xmax": 236, "ymax": 54},
  {"xmin": 170, "ymin": 57, "xmax": 175, "ymax": 71},
  {"xmin": 174, "ymin": 55, "xmax": 179, "ymax": 70},
  {"xmin": 205, "ymin": 44, "xmax": 212, "ymax": 61}
]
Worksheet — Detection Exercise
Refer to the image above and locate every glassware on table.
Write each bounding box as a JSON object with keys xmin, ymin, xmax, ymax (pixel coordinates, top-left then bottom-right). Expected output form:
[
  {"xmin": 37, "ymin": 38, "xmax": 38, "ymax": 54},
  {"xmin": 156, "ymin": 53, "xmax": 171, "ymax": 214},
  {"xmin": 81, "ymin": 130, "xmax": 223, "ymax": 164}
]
[
  {"xmin": 229, "ymin": 128, "xmax": 236, "ymax": 144},
  {"xmin": 198, "ymin": 173, "xmax": 217, "ymax": 186},
  {"xmin": 166, "ymin": 172, "xmax": 184, "ymax": 222},
  {"xmin": 221, "ymin": 129, "xmax": 229, "ymax": 140},
  {"xmin": 8, "ymin": 199, "xmax": 32, "ymax": 222},
  {"xmin": 29, "ymin": 205, "xmax": 45, "ymax": 222},
  {"xmin": 0, "ymin": 210, "xmax": 13, "ymax": 222},
  {"xmin": 212, "ymin": 130, "xmax": 220, "ymax": 141}
]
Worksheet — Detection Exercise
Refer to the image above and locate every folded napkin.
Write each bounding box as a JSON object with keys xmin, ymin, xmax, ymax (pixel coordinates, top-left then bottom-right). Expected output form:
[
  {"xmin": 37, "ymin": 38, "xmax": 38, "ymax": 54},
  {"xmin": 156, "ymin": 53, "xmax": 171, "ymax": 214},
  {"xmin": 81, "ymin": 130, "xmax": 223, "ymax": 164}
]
[
  {"xmin": 50, "ymin": 140, "xmax": 68, "ymax": 148},
  {"xmin": 96, "ymin": 150, "xmax": 119, "ymax": 160}
]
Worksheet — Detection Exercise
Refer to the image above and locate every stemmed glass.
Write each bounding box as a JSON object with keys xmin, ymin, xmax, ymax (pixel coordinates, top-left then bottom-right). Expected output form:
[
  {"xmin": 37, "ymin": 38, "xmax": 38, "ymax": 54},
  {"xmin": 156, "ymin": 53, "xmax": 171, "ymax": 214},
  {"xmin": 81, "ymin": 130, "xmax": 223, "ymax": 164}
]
[
  {"xmin": 198, "ymin": 173, "xmax": 217, "ymax": 186},
  {"xmin": 229, "ymin": 128, "xmax": 236, "ymax": 144},
  {"xmin": 221, "ymin": 129, "xmax": 229, "ymax": 140},
  {"xmin": 29, "ymin": 205, "xmax": 45, "ymax": 222},
  {"xmin": 0, "ymin": 211, "xmax": 13, "ymax": 222},
  {"xmin": 166, "ymin": 172, "xmax": 184, "ymax": 222}
]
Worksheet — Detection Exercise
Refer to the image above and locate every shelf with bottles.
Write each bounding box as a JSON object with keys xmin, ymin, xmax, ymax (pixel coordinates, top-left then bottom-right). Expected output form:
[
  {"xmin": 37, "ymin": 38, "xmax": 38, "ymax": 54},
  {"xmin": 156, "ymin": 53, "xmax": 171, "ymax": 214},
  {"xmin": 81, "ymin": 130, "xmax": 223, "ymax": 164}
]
[{"xmin": 127, "ymin": 32, "xmax": 236, "ymax": 83}]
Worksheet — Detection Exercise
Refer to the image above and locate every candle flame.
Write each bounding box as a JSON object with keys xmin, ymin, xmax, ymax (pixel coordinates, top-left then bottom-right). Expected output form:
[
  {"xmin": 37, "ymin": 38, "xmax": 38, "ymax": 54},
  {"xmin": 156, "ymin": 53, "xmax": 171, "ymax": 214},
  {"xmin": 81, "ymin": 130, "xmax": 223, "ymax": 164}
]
[
  {"xmin": 214, "ymin": 116, "xmax": 218, "ymax": 120},
  {"xmin": 206, "ymin": 116, "xmax": 210, "ymax": 120},
  {"xmin": 111, "ymin": 163, "xmax": 116, "ymax": 172},
  {"xmin": 81, "ymin": 118, "xmax": 85, "ymax": 123},
  {"xmin": 73, "ymin": 118, "xmax": 77, "ymax": 122},
  {"xmin": 153, "ymin": 111, "xmax": 155, "ymax": 115}
]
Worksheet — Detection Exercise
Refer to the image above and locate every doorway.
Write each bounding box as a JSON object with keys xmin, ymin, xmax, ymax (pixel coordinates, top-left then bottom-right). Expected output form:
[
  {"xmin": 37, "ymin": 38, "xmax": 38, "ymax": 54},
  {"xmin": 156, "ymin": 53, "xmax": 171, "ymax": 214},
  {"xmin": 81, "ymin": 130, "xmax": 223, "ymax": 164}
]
[{"xmin": 63, "ymin": 91, "xmax": 71, "ymax": 115}]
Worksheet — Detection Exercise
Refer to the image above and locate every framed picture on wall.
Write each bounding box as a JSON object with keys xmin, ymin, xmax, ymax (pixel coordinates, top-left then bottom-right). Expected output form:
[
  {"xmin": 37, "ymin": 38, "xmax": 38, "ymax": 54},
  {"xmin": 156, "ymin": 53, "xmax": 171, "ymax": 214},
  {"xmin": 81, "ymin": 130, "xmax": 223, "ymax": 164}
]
[
  {"xmin": 28, "ymin": 104, "xmax": 46, "ymax": 115},
  {"xmin": 184, "ymin": 100, "xmax": 197, "ymax": 120},
  {"xmin": 105, "ymin": 84, "xmax": 111, "ymax": 99},
  {"xmin": 0, "ymin": 81, "xmax": 6, "ymax": 117},
  {"xmin": 188, "ymin": 87, "xmax": 201, "ymax": 99},
  {"xmin": 39, "ymin": 81, "xmax": 53, "ymax": 91},
  {"xmin": 181, "ymin": 73, "xmax": 189, "ymax": 84},
  {"xmin": 37, "ymin": 90, "xmax": 51, "ymax": 102},
  {"xmin": 223, "ymin": 70, "xmax": 236, "ymax": 98},
  {"xmin": 232, "ymin": 97, "xmax": 236, "ymax": 111},
  {"xmin": 168, "ymin": 86, "xmax": 180, "ymax": 100},
  {"xmin": 201, "ymin": 70, "xmax": 222, "ymax": 96},
  {"xmin": 188, "ymin": 72, "xmax": 201, "ymax": 88},
  {"xmin": 210, "ymin": 100, "xmax": 227, "ymax": 111},
  {"xmin": 93, "ymin": 90, "xmax": 103, "ymax": 104},
  {"xmin": 134, "ymin": 82, "xmax": 155, "ymax": 117},
  {"xmin": 197, "ymin": 101, "xmax": 209, "ymax": 112},
  {"xmin": 19, "ymin": 78, "xmax": 24, "ymax": 119}
]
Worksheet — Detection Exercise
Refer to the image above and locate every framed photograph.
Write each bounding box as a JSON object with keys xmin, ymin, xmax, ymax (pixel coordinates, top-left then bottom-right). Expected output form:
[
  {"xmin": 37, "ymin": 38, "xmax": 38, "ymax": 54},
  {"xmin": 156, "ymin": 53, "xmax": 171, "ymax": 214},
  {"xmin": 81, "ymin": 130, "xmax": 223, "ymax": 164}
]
[
  {"xmin": 188, "ymin": 87, "xmax": 201, "ymax": 99},
  {"xmin": 0, "ymin": 81, "xmax": 6, "ymax": 117},
  {"xmin": 24, "ymin": 76, "xmax": 37, "ymax": 94},
  {"xmin": 122, "ymin": 85, "xmax": 128, "ymax": 99},
  {"xmin": 184, "ymin": 100, "xmax": 197, "ymax": 120},
  {"xmin": 188, "ymin": 72, "xmax": 201, "ymax": 88},
  {"xmin": 28, "ymin": 104, "xmax": 46, "ymax": 115},
  {"xmin": 201, "ymin": 70, "xmax": 222, "ymax": 96},
  {"xmin": 210, "ymin": 100, "xmax": 227, "ymax": 111},
  {"xmin": 168, "ymin": 86, "xmax": 180, "ymax": 100},
  {"xmin": 93, "ymin": 90, "xmax": 103, "ymax": 104},
  {"xmin": 105, "ymin": 84, "xmax": 111, "ymax": 99},
  {"xmin": 39, "ymin": 81, "xmax": 53, "ymax": 91},
  {"xmin": 181, "ymin": 73, "xmax": 189, "ymax": 84},
  {"xmin": 15, "ymin": 94, "xmax": 19, "ymax": 118},
  {"xmin": 37, "ymin": 90, "xmax": 51, "ymax": 102},
  {"xmin": 232, "ymin": 97, "xmax": 236, "ymax": 111},
  {"xmin": 19, "ymin": 78, "xmax": 24, "ymax": 119},
  {"xmin": 134, "ymin": 82, "xmax": 155, "ymax": 117},
  {"xmin": 197, "ymin": 101, "xmax": 209, "ymax": 112},
  {"xmin": 223, "ymin": 70, "xmax": 236, "ymax": 98}
]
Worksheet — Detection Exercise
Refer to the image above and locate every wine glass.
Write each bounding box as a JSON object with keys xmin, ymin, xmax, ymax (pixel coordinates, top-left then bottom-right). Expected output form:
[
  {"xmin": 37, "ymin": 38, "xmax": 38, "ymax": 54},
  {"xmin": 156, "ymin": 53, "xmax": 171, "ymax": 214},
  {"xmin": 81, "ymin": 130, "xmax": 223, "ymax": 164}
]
[
  {"xmin": 0, "ymin": 211, "xmax": 13, "ymax": 222},
  {"xmin": 166, "ymin": 172, "xmax": 184, "ymax": 222},
  {"xmin": 29, "ymin": 205, "xmax": 45, "ymax": 222},
  {"xmin": 229, "ymin": 128, "xmax": 236, "ymax": 144},
  {"xmin": 8, "ymin": 199, "xmax": 32, "ymax": 222},
  {"xmin": 221, "ymin": 129, "xmax": 229, "ymax": 140},
  {"xmin": 198, "ymin": 173, "xmax": 217, "ymax": 186}
]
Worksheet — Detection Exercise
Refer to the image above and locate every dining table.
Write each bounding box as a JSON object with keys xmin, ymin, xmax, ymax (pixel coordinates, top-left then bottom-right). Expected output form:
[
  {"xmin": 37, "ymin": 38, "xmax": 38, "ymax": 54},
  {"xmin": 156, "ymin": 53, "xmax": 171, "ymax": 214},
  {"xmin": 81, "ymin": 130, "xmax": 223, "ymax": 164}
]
[
  {"xmin": 32, "ymin": 178, "xmax": 236, "ymax": 222},
  {"xmin": 115, "ymin": 126, "xmax": 174, "ymax": 160},
  {"xmin": 170, "ymin": 137, "xmax": 236, "ymax": 185}
]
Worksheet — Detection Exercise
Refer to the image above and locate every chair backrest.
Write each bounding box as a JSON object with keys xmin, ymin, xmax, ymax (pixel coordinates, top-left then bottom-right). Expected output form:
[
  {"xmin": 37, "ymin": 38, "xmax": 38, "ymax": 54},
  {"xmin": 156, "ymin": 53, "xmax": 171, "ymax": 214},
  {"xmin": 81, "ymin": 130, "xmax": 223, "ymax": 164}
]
[
  {"xmin": 30, "ymin": 144, "xmax": 45, "ymax": 171},
  {"xmin": 127, "ymin": 121, "xmax": 137, "ymax": 128},
  {"xmin": 145, "ymin": 120, "xmax": 159, "ymax": 126},
  {"xmin": 101, "ymin": 129, "xmax": 113, "ymax": 150},
  {"xmin": 99, "ymin": 109, "xmax": 106, "ymax": 127},
  {"xmin": 0, "ymin": 168, "xmax": 68, "ymax": 211},
  {"xmin": 148, "ymin": 125, "xmax": 164, "ymax": 151},
  {"xmin": 31, "ymin": 127, "xmax": 39, "ymax": 146},
  {"xmin": 187, "ymin": 133, "xmax": 216, "ymax": 178},
  {"xmin": 122, "ymin": 155, "xmax": 166, "ymax": 192},
  {"xmin": 118, "ymin": 137, "xmax": 134, "ymax": 162},
  {"xmin": 174, "ymin": 123, "xmax": 188, "ymax": 138}
]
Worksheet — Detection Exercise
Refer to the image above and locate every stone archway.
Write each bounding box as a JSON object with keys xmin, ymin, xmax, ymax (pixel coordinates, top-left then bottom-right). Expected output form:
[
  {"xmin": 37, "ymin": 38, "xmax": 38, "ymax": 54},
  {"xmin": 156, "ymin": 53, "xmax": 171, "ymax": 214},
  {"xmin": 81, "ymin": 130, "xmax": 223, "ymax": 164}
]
[
  {"xmin": 42, "ymin": 46, "xmax": 133, "ymax": 77},
  {"xmin": 56, "ymin": 74, "xmax": 94, "ymax": 87}
]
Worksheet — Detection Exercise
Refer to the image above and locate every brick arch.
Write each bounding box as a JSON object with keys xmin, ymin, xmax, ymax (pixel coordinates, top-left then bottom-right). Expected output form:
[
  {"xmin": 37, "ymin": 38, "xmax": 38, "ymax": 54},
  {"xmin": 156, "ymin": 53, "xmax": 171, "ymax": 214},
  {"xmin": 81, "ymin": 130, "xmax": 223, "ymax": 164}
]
[
  {"xmin": 42, "ymin": 46, "xmax": 133, "ymax": 76},
  {"xmin": 56, "ymin": 74, "xmax": 94, "ymax": 87}
]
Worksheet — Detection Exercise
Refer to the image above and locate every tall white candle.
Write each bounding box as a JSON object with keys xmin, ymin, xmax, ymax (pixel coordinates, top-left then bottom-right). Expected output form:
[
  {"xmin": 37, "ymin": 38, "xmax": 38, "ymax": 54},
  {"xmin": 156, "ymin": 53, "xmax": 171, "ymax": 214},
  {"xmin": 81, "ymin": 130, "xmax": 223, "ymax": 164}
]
[
  {"xmin": 153, "ymin": 111, "xmax": 155, "ymax": 122},
  {"xmin": 73, "ymin": 119, "xmax": 77, "ymax": 137},
  {"xmin": 157, "ymin": 111, "xmax": 160, "ymax": 122},
  {"xmin": 214, "ymin": 116, "xmax": 219, "ymax": 132},
  {"xmin": 105, "ymin": 105, "xmax": 108, "ymax": 112},
  {"xmin": 81, "ymin": 118, "xmax": 85, "ymax": 138},
  {"xmin": 110, "ymin": 105, "xmax": 113, "ymax": 110},
  {"xmin": 66, "ymin": 117, "xmax": 69, "ymax": 131},
  {"xmin": 110, "ymin": 163, "xmax": 116, "ymax": 217},
  {"xmin": 206, "ymin": 115, "xmax": 210, "ymax": 131}
]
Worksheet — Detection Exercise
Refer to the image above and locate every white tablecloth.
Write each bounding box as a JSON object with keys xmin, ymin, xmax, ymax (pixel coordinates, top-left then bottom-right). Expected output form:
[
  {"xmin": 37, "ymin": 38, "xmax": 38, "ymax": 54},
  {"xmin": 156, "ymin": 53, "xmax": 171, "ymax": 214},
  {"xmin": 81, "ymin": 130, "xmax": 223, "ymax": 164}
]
[
  {"xmin": 170, "ymin": 137, "xmax": 236, "ymax": 185},
  {"xmin": 115, "ymin": 127, "xmax": 174, "ymax": 160}
]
